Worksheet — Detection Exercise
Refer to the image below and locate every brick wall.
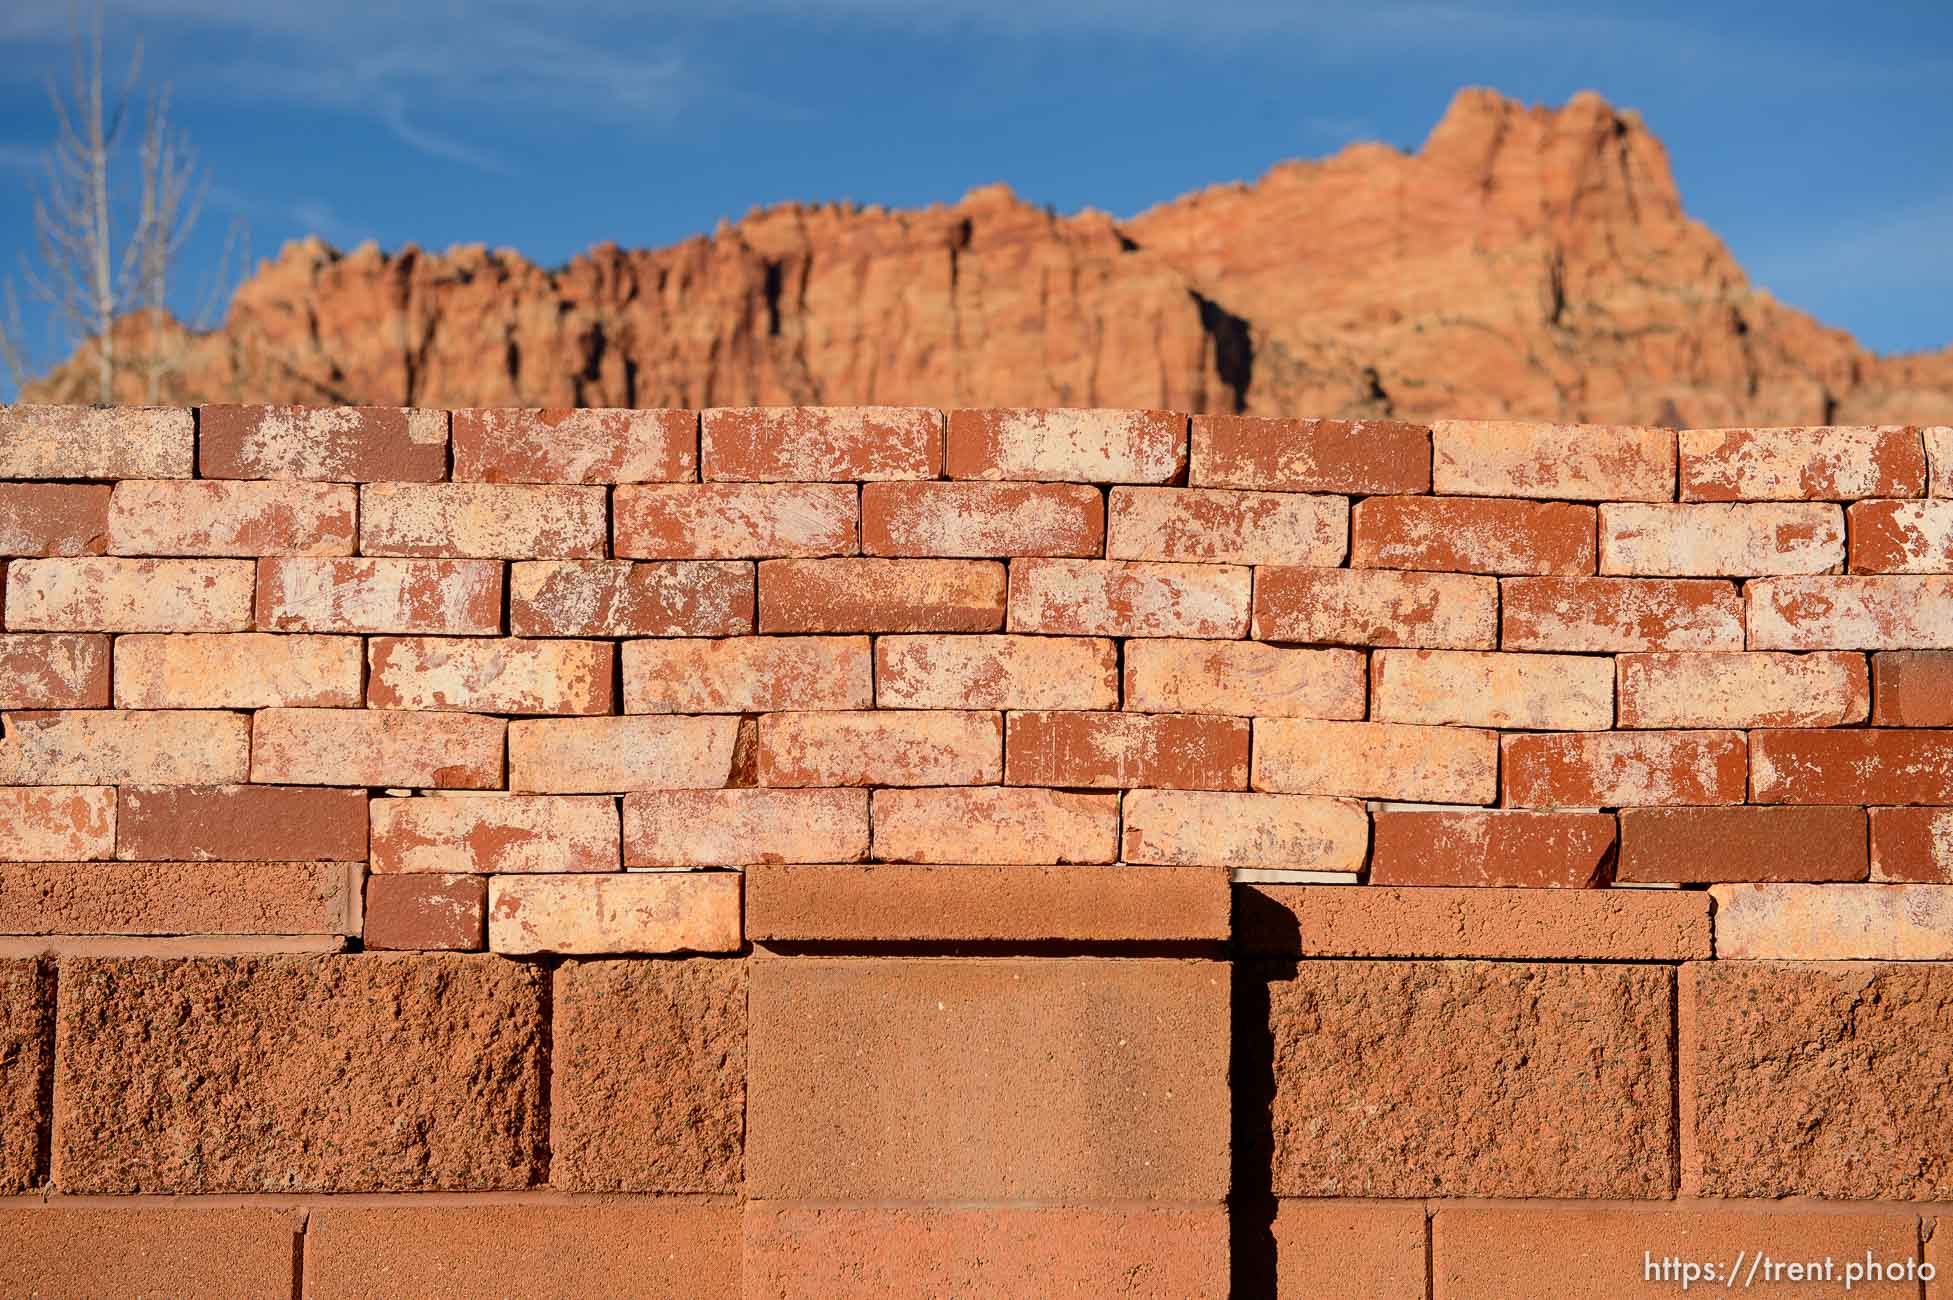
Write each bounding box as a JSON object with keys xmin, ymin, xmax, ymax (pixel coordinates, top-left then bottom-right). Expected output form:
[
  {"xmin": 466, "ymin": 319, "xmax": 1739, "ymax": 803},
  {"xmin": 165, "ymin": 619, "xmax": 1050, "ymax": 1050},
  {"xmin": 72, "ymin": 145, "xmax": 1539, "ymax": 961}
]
[{"xmin": 1, "ymin": 401, "xmax": 1950, "ymax": 1297}]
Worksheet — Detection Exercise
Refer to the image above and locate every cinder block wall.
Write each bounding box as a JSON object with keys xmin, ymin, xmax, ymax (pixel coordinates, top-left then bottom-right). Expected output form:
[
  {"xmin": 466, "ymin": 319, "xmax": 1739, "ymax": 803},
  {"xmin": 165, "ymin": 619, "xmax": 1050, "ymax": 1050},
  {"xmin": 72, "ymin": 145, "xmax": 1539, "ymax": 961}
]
[{"xmin": 1, "ymin": 403, "xmax": 1950, "ymax": 1298}]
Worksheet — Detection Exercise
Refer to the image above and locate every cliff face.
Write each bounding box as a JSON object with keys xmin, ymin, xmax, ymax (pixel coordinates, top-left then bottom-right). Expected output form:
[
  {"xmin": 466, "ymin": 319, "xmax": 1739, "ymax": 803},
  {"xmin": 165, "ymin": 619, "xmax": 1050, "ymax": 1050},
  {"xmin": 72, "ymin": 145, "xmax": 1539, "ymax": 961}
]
[{"xmin": 25, "ymin": 88, "xmax": 1953, "ymax": 424}]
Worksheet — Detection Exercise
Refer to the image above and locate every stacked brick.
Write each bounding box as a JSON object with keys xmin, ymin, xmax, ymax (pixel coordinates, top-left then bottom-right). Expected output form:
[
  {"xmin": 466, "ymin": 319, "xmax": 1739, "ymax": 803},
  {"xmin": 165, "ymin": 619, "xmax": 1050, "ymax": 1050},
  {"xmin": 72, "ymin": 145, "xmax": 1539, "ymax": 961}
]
[{"xmin": 1, "ymin": 402, "xmax": 1950, "ymax": 1297}]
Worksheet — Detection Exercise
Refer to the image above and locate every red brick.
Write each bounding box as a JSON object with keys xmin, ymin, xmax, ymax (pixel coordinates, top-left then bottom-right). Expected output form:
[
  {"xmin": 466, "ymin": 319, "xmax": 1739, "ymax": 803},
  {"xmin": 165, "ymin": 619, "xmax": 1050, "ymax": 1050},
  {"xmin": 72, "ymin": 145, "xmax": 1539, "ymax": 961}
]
[
  {"xmin": 1005, "ymin": 709, "xmax": 1247, "ymax": 788},
  {"xmin": 1871, "ymin": 806, "xmax": 1953, "ymax": 881},
  {"xmin": 1011, "ymin": 557, "xmax": 1250, "ymax": 637},
  {"xmin": 509, "ymin": 559, "xmax": 752, "ymax": 636},
  {"xmin": 1710, "ymin": 882, "xmax": 1953, "ymax": 958},
  {"xmin": 1272, "ymin": 1202, "xmax": 1427, "ymax": 1300},
  {"xmin": 1502, "ymin": 576, "xmax": 1743, "ymax": 651},
  {"xmin": 371, "ymin": 794, "xmax": 619, "ymax": 874},
  {"xmin": 1617, "ymin": 650, "xmax": 1868, "ymax": 727},
  {"xmin": 759, "ymin": 710, "xmax": 1000, "ymax": 786},
  {"xmin": 1850, "ymin": 498, "xmax": 1953, "ymax": 573},
  {"xmin": 747, "ymin": 956, "xmax": 1227, "ymax": 1198},
  {"xmin": 0, "ymin": 859, "xmax": 355, "ymax": 936},
  {"xmin": 1503, "ymin": 730, "xmax": 1746, "ymax": 807},
  {"xmin": 106, "ymin": 479, "xmax": 355, "ymax": 556},
  {"xmin": 0, "ymin": 710, "xmax": 248, "ymax": 785},
  {"xmin": 7, "ymin": 557, "xmax": 253, "ymax": 631},
  {"xmin": 257, "ymin": 556, "xmax": 503, "ymax": 634},
  {"xmin": 1600, "ymin": 500, "xmax": 1845, "ymax": 575},
  {"xmin": 946, "ymin": 406, "xmax": 1184, "ymax": 482},
  {"xmin": 1753, "ymin": 727, "xmax": 1953, "ymax": 804},
  {"xmin": 759, "ymin": 557, "xmax": 1005, "ymax": 632},
  {"xmin": 1255, "ymin": 718, "xmax": 1498, "ymax": 803},
  {"xmin": 251, "ymin": 707, "xmax": 504, "ymax": 788},
  {"xmin": 1369, "ymin": 808, "xmax": 1615, "ymax": 887},
  {"xmin": 364, "ymin": 874, "xmax": 486, "ymax": 950},
  {"xmin": 615, "ymin": 482, "xmax": 857, "ymax": 558},
  {"xmin": 624, "ymin": 787, "xmax": 869, "ymax": 865},
  {"xmin": 360, "ymin": 482, "xmax": 606, "ymax": 558},
  {"xmin": 488, "ymin": 871, "xmax": 740, "ymax": 954},
  {"xmin": 1123, "ymin": 638, "xmax": 1365, "ymax": 717},
  {"xmin": 1372, "ymin": 648, "xmax": 1612, "ymax": 730},
  {"xmin": 872, "ymin": 786, "xmax": 1120, "ymax": 863},
  {"xmin": 114, "ymin": 632, "xmax": 362, "ymax": 708},
  {"xmin": 451, "ymin": 406, "xmax": 695, "ymax": 482},
  {"xmin": 367, "ymin": 636, "xmax": 613, "ymax": 714},
  {"xmin": 622, "ymin": 635, "xmax": 870, "ymax": 712},
  {"xmin": 1190, "ymin": 414, "xmax": 1431, "ymax": 493},
  {"xmin": 1121, "ymin": 788, "xmax": 1366, "ymax": 869},
  {"xmin": 703, "ymin": 405, "xmax": 939, "ymax": 480},
  {"xmin": 1618, "ymin": 806, "xmax": 1867, "ymax": 883},
  {"xmin": 117, "ymin": 785, "xmax": 367, "ymax": 861},
  {"xmin": 0, "ymin": 633, "xmax": 108, "ymax": 708},
  {"xmin": 1108, "ymin": 485, "xmax": 1346, "ymax": 565},
  {"xmin": 1432, "ymin": 419, "xmax": 1675, "ymax": 500},
  {"xmin": 744, "ymin": 1204, "xmax": 1228, "ymax": 1300},
  {"xmin": 1748, "ymin": 575, "xmax": 1953, "ymax": 649},
  {"xmin": 1353, "ymin": 495, "xmax": 1595, "ymax": 574},
  {"xmin": 0, "ymin": 958, "xmax": 48, "ymax": 1189},
  {"xmin": 0, "ymin": 484, "xmax": 109, "ymax": 555},
  {"xmin": 1873, "ymin": 651, "xmax": 1953, "ymax": 724},
  {"xmin": 0, "ymin": 786, "xmax": 114, "ymax": 860},
  {"xmin": 1253, "ymin": 566, "xmax": 1496, "ymax": 648},
  {"xmin": 197, "ymin": 404, "xmax": 446, "ymax": 480},
  {"xmin": 863, "ymin": 480, "xmax": 1104, "ymax": 556},
  {"xmin": 876, "ymin": 633, "xmax": 1117, "ymax": 710},
  {"xmin": 508, "ymin": 715, "xmax": 737, "ymax": 793},
  {"xmin": 1680, "ymin": 423, "xmax": 1927, "ymax": 500},
  {"xmin": 0, "ymin": 1208, "xmax": 298, "ymax": 1298},
  {"xmin": 0, "ymin": 405, "xmax": 193, "ymax": 478},
  {"xmin": 305, "ymin": 1205, "xmax": 738, "ymax": 1300}
]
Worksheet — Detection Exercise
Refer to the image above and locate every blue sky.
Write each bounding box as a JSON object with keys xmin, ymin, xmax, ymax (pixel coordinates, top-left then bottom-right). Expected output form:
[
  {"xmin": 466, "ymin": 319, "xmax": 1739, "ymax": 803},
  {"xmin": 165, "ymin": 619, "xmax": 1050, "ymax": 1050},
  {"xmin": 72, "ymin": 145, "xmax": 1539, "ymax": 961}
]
[{"xmin": 0, "ymin": 0, "xmax": 1948, "ymax": 384}]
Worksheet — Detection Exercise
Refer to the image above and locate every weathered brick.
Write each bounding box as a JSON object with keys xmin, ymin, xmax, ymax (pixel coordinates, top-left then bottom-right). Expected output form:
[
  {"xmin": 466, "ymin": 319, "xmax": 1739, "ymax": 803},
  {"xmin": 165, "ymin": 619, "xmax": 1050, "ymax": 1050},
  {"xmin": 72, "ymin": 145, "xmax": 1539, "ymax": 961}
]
[
  {"xmin": 371, "ymin": 794, "xmax": 618, "ymax": 874},
  {"xmin": 1253, "ymin": 566, "xmax": 1496, "ymax": 648},
  {"xmin": 0, "ymin": 859, "xmax": 357, "ymax": 937},
  {"xmin": 1870, "ymin": 806, "xmax": 1953, "ymax": 881},
  {"xmin": 1432, "ymin": 419, "xmax": 1675, "ymax": 501},
  {"xmin": 198, "ymin": 404, "xmax": 446, "ymax": 480},
  {"xmin": 1711, "ymin": 882, "xmax": 1953, "ymax": 958},
  {"xmin": 1751, "ymin": 727, "xmax": 1953, "ymax": 804},
  {"xmin": 451, "ymin": 406, "xmax": 695, "ymax": 482},
  {"xmin": 1619, "ymin": 806, "xmax": 1867, "ymax": 883},
  {"xmin": 1353, "ymin": 495, "xmax": 1595, "ymax": 574},
  {"xmin": 0, "ymin": 786, "xmax": 114, "ymax": 860},
  {"xmin": 1272, "ymin": 1202, "xmax": 1426, "ymax": 1300},
  {"xmin": 364, "ymin": 874, "xmax": 486, "ymax": 950},
  {"xmin": 0, "ymin": 710, "xmax": 248, "ymax": 785},
  {"xmin": 1501, "ymin": 576, "xmax": 1744, "ymax": 651},
  {"xmin": 1372, "ymin": 648, "xmax": 1612, "ymax": 730},
  {"xmin": 1369, "ymin": 808, "xmax": 1615, "ymax": 887},
  {"xmin": 863, "ymin": 481, "xmax": 1103, "ymax": 557},
  {"xmin": 1849, "ymin": 498, "xmax": 1953, "ymax": 573},
  {"xmin": 1255, "ymin": 718, "xmax": 1498, "ymax": 803},
  {"xmin": 946, "ymin": 406, "xmax": 1184, "ymax": 482},
  {"xmin": 114, "ymin": 632, "xmax": 362, "ymax": 708},
  {"xmin": 1005, "ymin": 710, "xmax": 1247, "ymax": 789},
  {"xmin": 1011, "ymin": 557, "xmax": 1250, "ymax": 637},
  {"xmin": 117, "ymin": 785, "xmax": 367, "ymax": 861},
  {"xmin": 1121, "ymin": 788, "xmax": 1366, "ymax": 869},
  {"xmin": 615, "ymin": 482, "xmax": 857, "ymax": 558},
  {"xmin": 759, "ymin": 710, "xmax": 1000, "ymax": 786},
  {"xmin": 250, "ymin": 708, "xmax": 504, "ymax": 788},
  {"xmin": 7, "ymin": 557, "xmax": 252, "ymax": 632},
  {"xmin": 257, "ymin": 556, "xmax": 503, "ymax": 634},
  {"xmin": 1616, "ymin": 650, "xmax": 1868, "ymax": 728},
  {"xmin": 0, "ymin": 484, "xmax": 109, "ymax": 555},
  {"xmin": 1873, "ymin": 650, "xmax": 1953, "ymax": 724},
  {"xmin": 360, "ymin": 482, "xmax": 606, "ymax": 558},
  {"xmin": 0, "ymin": 958, "xmax": 49, "ymax": 1189},
  {"xmin": 1108, "ymin": 486, "xmax": 1346, "ymax": 565},
  {"xmin": 508, "ymin": 715, "xmax": 738, "ymax": 793},
  {"xmin": 0, "ymin": 1208, "xmax": 299, "ymax": 1298},
  {"xmin": 367, "ymin": 636, "xmax": 613, "ymax": 714},
  {"xmin": 550, "ymin": 958, "xmax": 745, "ymax": 1191},
  {"xmin": 1680, "ymin": 423, "xmax": 1926, "ymax": 500},
  {"xmin": 1123, "ymin": 638, "xmax": 1366, "ymax": 717},
  {"xmin": 1682, "ymin": 960, "xmax": 1953, "ymax": 1197},
  {"xmin": 509, "ymin": 559, "xmax": 752, "ymax": 636},
  {"xmin": 1190, "ymin": 414, "xmax": 1430, "ymax": 493},
  {"xmin": 0, "ymin": 405, "xmax": 193, "ymax": 478},
  {"xmin": 747, "ymin": 956, "xmax": 1226, "ymax": 1198},
  {"xmin": 488, "ymin": 872, "xmax": 740, "ymax": 954},
  {"xmin": 624, "ymin": 788, "xmax": 868, "ymax": 865},
  {"xmin": 1503, "ymin": 730, "xmax": 1746, "ymax": 807},
  {"xmin": 872, "ymin": 786, "xmax": 1120, "ymax": 863},
  {"xmin": 758, "ymin": 557, "xmax": 1005, "ymax": 632},
  {"xmin": 703, "ymin": 405, "xmax": 940, "ymax": 480},
  {"xmin": 106, "ymin": 480, "xmax": 356, "ymax": 556},
  {"xmin": 55, "ymin": 954, "xmax": 543, "ymax": 1191},
  {"xmin": 1748, "ymin": 575, "xmax": 1953, "ymax": 648},
  {"xmin": 1600, "ymin": 501, "xmax": 1845, "ymax": 575},
  {"xmin": 622, "ymin": 635, "xmax": 870, "ymax": 712},
  {"xmin": 1929, "ymin": 424, "xmax": 1953, "ymax": 495},
  {"xmin": 876, "ymin": 633, "xmax": 1117, "ymax": 710},
  {"xmin": 0, "ymin": 633, "xmax": 108, "ymax": 708}
]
